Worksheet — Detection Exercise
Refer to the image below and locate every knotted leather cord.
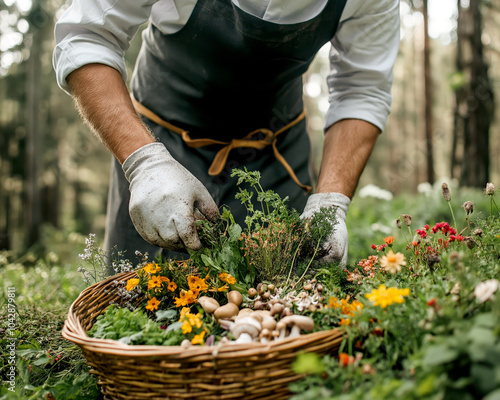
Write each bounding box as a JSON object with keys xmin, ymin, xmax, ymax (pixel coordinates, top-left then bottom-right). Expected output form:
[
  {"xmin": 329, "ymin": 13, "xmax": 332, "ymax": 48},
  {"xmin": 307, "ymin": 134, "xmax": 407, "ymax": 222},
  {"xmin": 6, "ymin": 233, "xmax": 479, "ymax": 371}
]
[{"xmin": 131, "ymin": 95, "xmax": 312, "ymax": 194}]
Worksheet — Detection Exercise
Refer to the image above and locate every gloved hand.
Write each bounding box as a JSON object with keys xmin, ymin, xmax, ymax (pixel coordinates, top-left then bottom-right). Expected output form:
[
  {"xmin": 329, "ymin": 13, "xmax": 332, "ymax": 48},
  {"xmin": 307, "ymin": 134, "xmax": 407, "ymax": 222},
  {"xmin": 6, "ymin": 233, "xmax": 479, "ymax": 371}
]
[
  {"xmin": 300, "ymin": 192, "xmax": 350, "ymax": 266},
  {"xmin": 122, "ymin": 142, "xmax": 219, "ymax": 251}
]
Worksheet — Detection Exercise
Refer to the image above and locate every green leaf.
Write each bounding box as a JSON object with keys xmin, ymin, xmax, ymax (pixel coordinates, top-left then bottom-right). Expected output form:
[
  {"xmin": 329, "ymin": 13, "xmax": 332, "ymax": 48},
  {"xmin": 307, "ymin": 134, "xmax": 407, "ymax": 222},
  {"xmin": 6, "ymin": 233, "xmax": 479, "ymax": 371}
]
[
  {"xmin": 291, "ymin": 353, "xmax": 326, "ymax": 375},
  {"xmin": 166, "ymin": 321, "xmax": 183, "ymax": 334},
  {"xmin": 422, "ymin": 343, "xmax": 459, "ymax": 366},
  {"xmin": 484, "ymin": 389, "xmax": 500, "ymax": 400},
  {"xmin": 156, "ymin": 309, "xmax": 177, "ymax": 322}
]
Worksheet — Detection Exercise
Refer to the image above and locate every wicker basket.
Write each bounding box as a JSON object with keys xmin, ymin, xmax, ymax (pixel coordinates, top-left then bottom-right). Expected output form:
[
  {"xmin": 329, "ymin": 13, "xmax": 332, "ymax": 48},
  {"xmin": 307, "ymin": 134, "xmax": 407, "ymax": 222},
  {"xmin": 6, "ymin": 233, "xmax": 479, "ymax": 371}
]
[{"xmin": 62, "ymin": 271, "xmax": 344, "ymax": 400}]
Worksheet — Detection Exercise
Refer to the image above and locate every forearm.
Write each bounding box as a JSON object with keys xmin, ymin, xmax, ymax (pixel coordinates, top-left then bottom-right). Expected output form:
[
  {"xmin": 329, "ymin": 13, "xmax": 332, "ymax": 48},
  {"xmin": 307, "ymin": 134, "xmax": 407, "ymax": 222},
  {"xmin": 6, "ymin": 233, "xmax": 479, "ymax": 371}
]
[
  {"xmin": 316, "ymin": 119, "xmax": 379, "ymax": 198},
  {"xmin": 67, "ymin": 63, "xmax": 155, "ymax": 164}
]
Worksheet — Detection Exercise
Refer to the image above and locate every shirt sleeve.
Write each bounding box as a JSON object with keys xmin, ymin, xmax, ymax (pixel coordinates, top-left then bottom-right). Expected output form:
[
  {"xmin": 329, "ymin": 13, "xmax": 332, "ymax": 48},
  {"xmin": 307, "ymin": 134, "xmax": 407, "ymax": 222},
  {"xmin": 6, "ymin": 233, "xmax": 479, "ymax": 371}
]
[
  {"xmin": 325, "ymin": 0, "xmax": 400, "ymax": 132},
  {"xmin": 53, "ymin": 0, "xmax": 157, "ymax": 94}
]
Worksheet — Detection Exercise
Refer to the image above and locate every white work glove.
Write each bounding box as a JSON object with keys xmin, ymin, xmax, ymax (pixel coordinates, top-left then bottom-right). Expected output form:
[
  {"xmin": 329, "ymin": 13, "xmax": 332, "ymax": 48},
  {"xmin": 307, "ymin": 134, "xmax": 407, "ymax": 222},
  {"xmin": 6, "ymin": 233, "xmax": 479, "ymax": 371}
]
[
  {"xmin": 122, "ymin": 142, "xmax": 219, "ymax": 251},
  {"xmin": 300, "ymin": 192, "xmax": 350, "ymax": 266}
]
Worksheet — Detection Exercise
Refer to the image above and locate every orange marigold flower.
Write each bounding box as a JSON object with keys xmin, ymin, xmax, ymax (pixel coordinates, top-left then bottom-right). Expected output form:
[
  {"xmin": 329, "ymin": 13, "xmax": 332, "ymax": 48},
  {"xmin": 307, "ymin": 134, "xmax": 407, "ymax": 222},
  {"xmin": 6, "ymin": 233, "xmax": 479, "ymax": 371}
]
[
  {"xmin": 146, "ymin": 297, "xmax": 160, "ymax": 311},
  {"xmin": 126, "ymin": 278, "xmax": 139, "ymax": 291},
  {"xmin": 383, "ymin": 236, "xmax": 395, "ymax": 245},
  {"xmin": 328, "ymin": 297, "xmax": 341, "ymax": 309},
  {"xmin": 338, "ymin": 353, "xmax": 355, "ymax": 367},
  {"xmin": 143, "ymin": 263, "xmax": 161, "ymax": 274},
  {"xmin": 188, "ymin": 276, "xmax": 209, "ymax": 294},
  {"xmin": 167, "ymin": 281, "xmax": 177, "ymax": 292},
  {"xmin": 191, "ymin": 330, "xmax": 206, "ymax": 345},
  {"xmin": 339, "ymin": 318, "xmax": 351, "ymax": 326},
  {"xmin": 147, "ymin": 275, "xmax": 163, "ymax": 290},
  {"xmin": 174, "ymin": 290, "xmax": 196, "ymax": 307},
  {"xmin": 160, "ymin": 276, "xmax": 170, "ymax": 283},
  {"xmin": 219, "ymin": 273, "xmax": 237, "ymax": 285}
]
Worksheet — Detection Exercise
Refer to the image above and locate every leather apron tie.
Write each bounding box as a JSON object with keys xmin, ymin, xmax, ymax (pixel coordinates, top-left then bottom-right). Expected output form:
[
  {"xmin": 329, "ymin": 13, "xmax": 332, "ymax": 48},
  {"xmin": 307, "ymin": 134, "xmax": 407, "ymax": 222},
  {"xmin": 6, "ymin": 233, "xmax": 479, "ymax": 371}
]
[{"xmin": 131, "ymin": 95, "xmax": 312, "ymax": 194}]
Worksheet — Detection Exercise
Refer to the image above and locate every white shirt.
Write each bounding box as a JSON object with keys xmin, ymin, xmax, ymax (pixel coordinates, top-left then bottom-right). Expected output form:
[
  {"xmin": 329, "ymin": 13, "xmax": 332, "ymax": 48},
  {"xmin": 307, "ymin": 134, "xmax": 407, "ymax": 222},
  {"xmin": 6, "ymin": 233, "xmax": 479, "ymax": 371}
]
[{"xmin": 53, "ymin": 0, "xmax": 400, "ymax": 131}]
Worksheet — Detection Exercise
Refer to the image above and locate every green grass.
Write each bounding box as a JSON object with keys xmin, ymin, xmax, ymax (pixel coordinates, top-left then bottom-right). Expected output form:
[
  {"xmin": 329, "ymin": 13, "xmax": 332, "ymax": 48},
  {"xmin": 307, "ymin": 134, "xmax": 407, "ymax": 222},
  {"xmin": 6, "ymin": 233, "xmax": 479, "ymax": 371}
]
[{"xmin": 0, "ymin": 184, "xmax": 497, "ymax": 399}]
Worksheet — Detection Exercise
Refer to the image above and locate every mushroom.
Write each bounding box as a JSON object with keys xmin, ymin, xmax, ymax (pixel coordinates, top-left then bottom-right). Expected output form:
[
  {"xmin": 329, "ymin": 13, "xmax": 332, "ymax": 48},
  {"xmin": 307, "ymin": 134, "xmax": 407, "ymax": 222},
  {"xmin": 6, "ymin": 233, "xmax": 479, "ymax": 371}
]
[
  {"xmin": 260, "ymin": 328, "xmax": 272, "ymax": 344},
  {"xmin": 261, "ymin": 315, "xmax": 277, "ymax": 332},
  {"xmin": 276, "ymin": 321, "xmax": 287, "ymax": 341},
  {"xmin": 267, "ymin": 284, "xmax": 275, "ymax": 293},
  {"xmin": 227, "ymin": 290, "xmax": 243, "ymax": 307},
  {"xmin": 181, "ymin": 339, "xmax": 192, "ymax": 349},
  {"xmin": 214, "ymin": 303, "xmax": 239, "ymax": 320},
  {"xmin": 270, "ymin": 303, "xmax": 284, "ymax": 318},
  {"xmin": 280, "ymin": 315, "xmax": 314, "ymax": 338},
  {"xmin": 238, "ymin": 308, "xmax": 254, "ymax": 318},
  {"xmin": 230, "ymin": 317, "xmax": 261, "ymax": 344},
  {"xmin": 248, "ymin": 288, "xmax": 258, "ymax": 299},
  {"xmin": 197, "ymin": 296, "xmax": 220, "ymax": 314}
]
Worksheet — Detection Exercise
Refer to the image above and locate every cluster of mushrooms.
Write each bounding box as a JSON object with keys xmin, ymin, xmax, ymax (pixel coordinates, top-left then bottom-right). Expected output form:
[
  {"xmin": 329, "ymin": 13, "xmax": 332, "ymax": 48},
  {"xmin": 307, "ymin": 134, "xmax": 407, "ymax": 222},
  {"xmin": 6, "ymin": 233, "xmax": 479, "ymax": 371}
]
[{"xmin": 197, "ymin": 281, "xmax": 324, "ymax": 345}]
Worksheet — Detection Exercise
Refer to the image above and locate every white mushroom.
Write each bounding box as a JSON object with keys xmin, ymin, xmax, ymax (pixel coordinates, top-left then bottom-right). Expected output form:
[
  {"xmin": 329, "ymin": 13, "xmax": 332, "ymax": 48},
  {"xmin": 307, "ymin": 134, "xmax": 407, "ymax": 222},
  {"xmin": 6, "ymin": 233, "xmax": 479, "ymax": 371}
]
[
  {"xmin": 276, "ymin": 321, "xmax": 287, "ymax": 341},
  {"xmin": 230, "ymin": 317, "xmax": 262, "ymax": 344},
  {"xmin": 280, "ymin": 315, "xmax": 314, "ymax": 338},
  {"xmin": 260, "ymin": 328, "xmax": 272, "ymax": 344}
]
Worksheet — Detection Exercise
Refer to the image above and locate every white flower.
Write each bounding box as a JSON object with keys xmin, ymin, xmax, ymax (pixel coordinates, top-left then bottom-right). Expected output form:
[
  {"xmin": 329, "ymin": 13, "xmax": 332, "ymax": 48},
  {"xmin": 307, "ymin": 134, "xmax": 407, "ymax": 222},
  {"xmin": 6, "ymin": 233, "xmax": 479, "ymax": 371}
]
[
  {"xmin": 474, "ymin": 279, "xmax": 499, "ymax": 303},
  {"xmin": 485, "ymin": 182, "xmax": 495, "ymax": 196}
]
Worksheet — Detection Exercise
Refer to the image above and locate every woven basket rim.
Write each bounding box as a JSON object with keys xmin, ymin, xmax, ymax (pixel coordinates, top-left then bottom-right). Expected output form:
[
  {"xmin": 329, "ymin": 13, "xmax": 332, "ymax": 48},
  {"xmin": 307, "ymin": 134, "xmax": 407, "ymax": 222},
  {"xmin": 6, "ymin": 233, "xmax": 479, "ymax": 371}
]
[{"xmin": 62, "ymin": 271, "xmax": 343, "ymax": 358}]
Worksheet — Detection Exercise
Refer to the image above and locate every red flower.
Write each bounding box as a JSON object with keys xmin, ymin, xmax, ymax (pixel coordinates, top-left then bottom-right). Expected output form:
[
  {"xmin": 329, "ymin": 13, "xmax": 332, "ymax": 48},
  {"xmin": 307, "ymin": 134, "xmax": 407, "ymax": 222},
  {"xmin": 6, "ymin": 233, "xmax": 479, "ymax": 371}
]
[
  {"xmin": 426, "ymin": 298, "xmax": 436, "ymax": 306},
  {"xmin": 424, "ymin": 224, "xmax": 430, "ymax": 230},
  {"xmin": 371, "ymin": 244, "xmax": 377, "ymax": 250}
]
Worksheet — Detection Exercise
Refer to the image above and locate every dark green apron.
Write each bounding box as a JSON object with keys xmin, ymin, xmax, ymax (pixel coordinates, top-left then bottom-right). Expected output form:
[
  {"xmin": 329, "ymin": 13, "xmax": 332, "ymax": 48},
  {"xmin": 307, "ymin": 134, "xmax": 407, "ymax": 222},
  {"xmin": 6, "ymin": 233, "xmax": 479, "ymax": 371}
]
[{"xmin": 104, "ymin": 0, "xmax": 348, "ymax": 263}]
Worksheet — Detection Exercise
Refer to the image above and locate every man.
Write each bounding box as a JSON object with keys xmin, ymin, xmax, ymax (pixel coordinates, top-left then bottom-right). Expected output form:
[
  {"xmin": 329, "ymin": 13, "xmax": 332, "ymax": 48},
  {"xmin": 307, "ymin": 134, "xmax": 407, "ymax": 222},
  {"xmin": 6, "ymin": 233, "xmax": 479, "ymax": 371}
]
[{"xmin": 53, "ymin": 0, "xmax": 400, "ymax": 266}]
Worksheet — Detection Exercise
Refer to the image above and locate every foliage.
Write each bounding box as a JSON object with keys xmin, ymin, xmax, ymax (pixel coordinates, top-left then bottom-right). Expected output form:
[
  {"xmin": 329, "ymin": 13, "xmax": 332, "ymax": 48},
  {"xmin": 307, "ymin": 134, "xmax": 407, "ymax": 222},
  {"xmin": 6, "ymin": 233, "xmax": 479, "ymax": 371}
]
[
  {"xmin": 88, "ymin": 305, "xmax": 186, "ymax": 346},
  {"xmin": 289, "ymin": 184, "xmax": 500, "ymax": 400}
]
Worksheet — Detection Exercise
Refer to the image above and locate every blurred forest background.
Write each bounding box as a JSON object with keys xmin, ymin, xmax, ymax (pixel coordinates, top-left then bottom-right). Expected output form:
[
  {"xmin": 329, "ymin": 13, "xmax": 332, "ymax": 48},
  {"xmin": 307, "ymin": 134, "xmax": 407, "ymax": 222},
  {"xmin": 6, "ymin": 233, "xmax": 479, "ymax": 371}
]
[{"xmin": 0, "ymin": 0, "xmax": 499, "ymax": 256}]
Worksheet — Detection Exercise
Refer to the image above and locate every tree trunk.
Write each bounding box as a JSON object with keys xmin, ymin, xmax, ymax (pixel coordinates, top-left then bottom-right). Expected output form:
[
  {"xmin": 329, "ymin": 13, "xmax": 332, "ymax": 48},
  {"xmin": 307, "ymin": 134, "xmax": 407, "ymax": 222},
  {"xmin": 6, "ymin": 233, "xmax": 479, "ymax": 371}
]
[
  {"xmin": 422, "ymin": 0, "xmax": 435, "ymax": 184},
  {"xmin": 25, "ymin": 31, "xmax": 43, "ymax": 248},
  {"xmin": 457, "ymin": 0, "xmax": 494, "ymax": 187}
]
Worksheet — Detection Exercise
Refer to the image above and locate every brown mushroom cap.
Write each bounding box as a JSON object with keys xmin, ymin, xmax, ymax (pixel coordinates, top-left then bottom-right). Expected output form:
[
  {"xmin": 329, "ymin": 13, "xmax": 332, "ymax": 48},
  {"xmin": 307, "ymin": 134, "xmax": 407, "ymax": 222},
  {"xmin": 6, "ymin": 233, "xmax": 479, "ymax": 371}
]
[
  {"xmin": 280, "ymin": 315, "xmax": 314, "ymax": 332},
  {"xmin": 261, "ymin": 316, "xmax": 277, "ymax": 331},
  {"xmin": 228, "ymin": 290, "xmax": 243, "ymax": 307},
  {"xmin": 270, "ymin": 303, "xmax": 285, "ymax": 317},
  {"xmin": 197, "ymin": 296, "xmax": 220, "ymax": 314},
  {"xmin": 214, "ymin": 303, "xmax": 239, "ymax": 320}
]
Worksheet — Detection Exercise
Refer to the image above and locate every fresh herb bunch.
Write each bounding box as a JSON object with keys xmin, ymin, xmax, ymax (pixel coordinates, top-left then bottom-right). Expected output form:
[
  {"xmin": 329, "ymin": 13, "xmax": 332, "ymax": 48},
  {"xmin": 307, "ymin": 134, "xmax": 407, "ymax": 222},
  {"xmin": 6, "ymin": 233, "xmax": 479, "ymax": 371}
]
[
  {"xmin": 88, "ymin": 304, "xmax": 185, "ymax": 346},
  {"xmin": 231, "ymin": 167, "xmax": 338, "ymax": 286}
]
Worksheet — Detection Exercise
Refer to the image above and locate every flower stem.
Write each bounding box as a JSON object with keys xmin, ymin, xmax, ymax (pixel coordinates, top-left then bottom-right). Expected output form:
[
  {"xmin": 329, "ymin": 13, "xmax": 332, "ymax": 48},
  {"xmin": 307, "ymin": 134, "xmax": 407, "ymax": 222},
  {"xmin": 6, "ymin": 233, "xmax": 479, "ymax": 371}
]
[{"xmin": 447, "ymin": 202, "xmax": 457, "ymax": 232}]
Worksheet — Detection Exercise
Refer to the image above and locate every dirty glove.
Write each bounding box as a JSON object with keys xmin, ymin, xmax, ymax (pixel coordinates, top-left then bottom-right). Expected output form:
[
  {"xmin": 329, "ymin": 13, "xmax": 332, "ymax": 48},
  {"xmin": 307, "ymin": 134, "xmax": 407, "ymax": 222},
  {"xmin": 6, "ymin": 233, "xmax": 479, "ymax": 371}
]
[
  {"xmin": 122, "ymin": 142, "xmax": 219, "ymax": 251},
  {"xmin": 300, "ymin": 192, "xmax": 350, "ymax": 266}
]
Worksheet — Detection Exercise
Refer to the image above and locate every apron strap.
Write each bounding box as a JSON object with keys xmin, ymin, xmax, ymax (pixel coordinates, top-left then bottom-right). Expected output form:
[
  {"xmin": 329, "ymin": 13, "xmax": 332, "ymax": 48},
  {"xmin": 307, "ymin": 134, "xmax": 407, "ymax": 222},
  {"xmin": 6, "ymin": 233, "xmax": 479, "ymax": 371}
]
[{"xmin": 131, "ymin": 95, "xmax": 312, "ymax": 194}]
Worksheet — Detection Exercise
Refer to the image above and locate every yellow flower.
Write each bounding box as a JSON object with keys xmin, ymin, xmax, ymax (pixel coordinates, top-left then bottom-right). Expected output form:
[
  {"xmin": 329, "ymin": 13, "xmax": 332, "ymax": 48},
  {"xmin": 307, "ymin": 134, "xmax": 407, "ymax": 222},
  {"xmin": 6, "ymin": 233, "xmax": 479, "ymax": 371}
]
[
  {"xmin": 167, "ymin": 281, "xmax": 177, "ymax": 292},
  {"xmin": 380, "ymin": 250, "xmax": 406, "ymax": 274},
  {"xmin": 147, "ymin": 275, "xmax": 163, "ymax": 290},
  {"xmin": 339, "ymin": 318, "xmax": 351, "ymax": 326},
  {"xmin": 126, "ymin": 278, "xmax": 139, "ymax": 291},
  {"xmin": 174, "ymin": 290, "xmax": 196, "ymax": 307},
  {"xmin": 328, "ymin": 297, "xmax": 341, "ymax": 309},
  {"xmin": 181, "ymin": 320, "xmax": 192, "ymax": 334},
  {"xmin": 160, "ymin": 276, "xmax": 170, "ymax": 283},
  {"xmin": 365, "ymin": 285, "xmax": 410, "ymax": 309},
  {"xmin": 219, "ymin": 273, "xmax": 237, "ymax": 285},
  {"xmin": 143, "ymin": 263, "xmax": 160, "ymax": 274},
  {"xmin": 191, "ymin": 330, "xmax": 206, "ymax": 345},
  {"xmin": 188, "ymin": 313, "xmax": 203, "ymax": 329},
  {"xmin": 188, "ymin": 276, "xmax": 209, "ymax": 294},
  {"xmin": 146, "ymin": 297, "xmax": 160, "ymax": 311}
]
